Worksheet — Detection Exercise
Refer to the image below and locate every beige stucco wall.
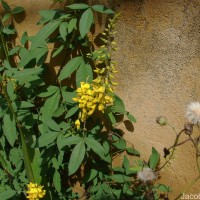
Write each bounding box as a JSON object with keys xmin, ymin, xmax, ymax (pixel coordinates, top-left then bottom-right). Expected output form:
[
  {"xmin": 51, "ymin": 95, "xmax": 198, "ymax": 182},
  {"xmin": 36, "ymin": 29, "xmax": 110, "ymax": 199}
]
[
  {"xmin": 4, "ymin": 0, "xmax": 200, "ymax": 198},
  {"xmin": 114, "ymin": 0, "xmax": 200, "ymax": 198}
]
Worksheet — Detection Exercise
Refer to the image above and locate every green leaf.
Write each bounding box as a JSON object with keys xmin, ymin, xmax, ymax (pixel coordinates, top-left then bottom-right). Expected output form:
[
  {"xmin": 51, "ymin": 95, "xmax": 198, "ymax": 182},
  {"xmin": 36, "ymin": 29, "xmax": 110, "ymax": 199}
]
[
  {"xmin": 3, "ymin": 111, "xmax": 17, "ymax": 147},
  {"xmin": 85, "ymin": 137, "xmax": 107, "ymax": 161},
  {"xmin": 149, "ymin": 147, "xmax": 160, "ymax": 170},
  {"xmin": 126, "ymin": 147, "xmax": 140, "ymax": 156},
  {"xmin": 0, "ymin": 190, "xmax": 16, "ymax": 199},
  {"xmin": 67, "ymin": 3, "xmax": 89, "ymax": 10},
  {"xmin": 15, "ymin": 101, "xmax": 34, "ymax": 109},
  {"xmin": 123, "ymin": 156, "xmax": 129, "ymax": 172},
  {"xmin": 3, "ymin": 60, "xmax": 11, "ymax": 69},
  {"xmin": 38, "ymin": 86, "xmax": 59, "ymax": 97},
  {"xmin": 62, "ymin": 88, "xmax": 77, "ymax": 104},
  {"xmin": 57, "ymin": 134, "xmax": 81, "ymax": 150},
  {"xmin": 2, "ymin": 13, "xmax": 11, "ymax": 23},
  {"xmin": 83, "ymin": 168, "xmax": 98, "ymax": 183},
  {"xmin": 31, "ymin": 147, "xmax": 42, "ymax": 184},
  {"xmin": 129, "ymin": 165, "xmax": 143, "ymax": 173},
  {"xmin": 52, "ymin": 157, "xmax": 59, "ymax": 170},
  {"xmin": 65, "ymin": 106, "xmax": 79, "ymax": 118},
  {"xmin": 3, "ymin": 26, "xmax": 16, "ymax": 35},
  {"xmin": 36, "ymin": 47, "xmax": 48, "ymax": 65},
  {"xmin": 112, "ymin": 138, "xmax": 126, "ymax": 150},
  {"xmin": 31, "ymin": 20, "xmax": 61, "ymax": 48},
  {"xmin": 59, "ymin": 22, "xmax": 68, "ymax": 41},
  {"xmin": 111, "ymin": 174, "xmax": 130, "ymax": 183},
  {"xmin": 111, "ymin": 95, "xmax": 125, "ymax": 113},
  {"xmin": 41, "ymin": 90, "xmax": 61, "ymax": 119},
  {"xmin": 36, "ymin": 131, "xmax": 59, "ymax": 147},
  {"xmin": 107, "ymin": 111, "xmax": 116, "ymax": 126},
  {"xmin": 125, "ymin": 112, "xmax": 136, "ymax": 122},
  {"xmin": 43, "ymin": 118, "xmax": 60, "ymax": 132},
  {"xmin": 11, "ymin": 6, "xmax": 25, "ymax": 14},
  {"xmin": 68, "ymin": 18, "xmax": 77, "ymax": 33},
  {"xmin": 92, "ymin": 5, "xmax": 114, "ymax": 14},
  {"xmin": 58, "ymin": 56, "xmax": 83, "ymax": 81},
  {"xmin": 39, "ymin": 10, "xmax": 58, "ymax": 21},
  {"xmin": 6, "ymin": 80, "xmax": 16, "ymax": 101},
  {"xmin": 112, "ymin": 189, "xmax": 121, "ymax": 199},
  {"xmin": 13, "ymin": 68, "xmax": 43, "ymax": 84},
  {"xmin": 68, "ymin": 140, "xmax": 85, "ymax": 175},
  {"xmin": 8, "ymin": 45, "xmax": 21, "ymax": 56},
  {"xmin": 1, "ymin": 0, "xmax": 11, "ymax": 12},
  {"xmin": 53, "ymin": 170, "xmax": 61, "ymax": 192},
  {"xmin": 21, "ymin": 32, "xmax": 29, "ymax": 45},
  {"xmin": 52, "ymin": 45, "xmax": 64, "ymax": 58},
  {"xmin": 112, "ymin": 167, "xmax": 125, "ymax": 173},
  {"xmin": 155, "ymin": 184, "xmax": 172, "ymax": 192},
  {"xmin": 79, "ymin": 8, "xmax": 93, "ymax": 38},
  {"xmin": 76, "ymin": 62, "xmax": 93, "ymax": 87}
]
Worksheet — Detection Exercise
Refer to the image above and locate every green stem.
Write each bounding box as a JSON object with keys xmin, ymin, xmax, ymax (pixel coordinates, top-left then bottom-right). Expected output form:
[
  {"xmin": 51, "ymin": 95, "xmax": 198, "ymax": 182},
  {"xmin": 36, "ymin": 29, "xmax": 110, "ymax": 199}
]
[
  {"xmin": 159, "ymin": 129, "xmax": 184, "ymax": 171},
  {"xmin": 0, "ymin": 22, "xmax": 9, "ymax": 62},
  {"xmin": 1, "ymin": 76, "xmax": 35, "ymax": 182},
  {"xmin": 0, "ymin": 20, "xmax": 35, "ymax": 182}
]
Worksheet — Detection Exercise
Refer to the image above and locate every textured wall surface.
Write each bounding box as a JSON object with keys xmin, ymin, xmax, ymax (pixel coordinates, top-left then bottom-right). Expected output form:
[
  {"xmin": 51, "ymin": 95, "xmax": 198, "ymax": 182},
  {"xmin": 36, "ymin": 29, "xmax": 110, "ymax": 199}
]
[
  {"xmin": 4, "ymin": 0, "xmax": 200, "ymax": 198},
  {"xmin": 114, "ymin": 0, "xmax": 200, "ymax": 198}
]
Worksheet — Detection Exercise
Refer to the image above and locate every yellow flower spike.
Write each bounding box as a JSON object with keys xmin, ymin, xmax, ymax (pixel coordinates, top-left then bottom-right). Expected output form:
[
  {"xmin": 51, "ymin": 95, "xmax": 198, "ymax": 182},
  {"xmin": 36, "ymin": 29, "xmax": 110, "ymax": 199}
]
[
  {"xmin": 99, "ymin": 68, "xmax": 106, "ymax": 74},
  {"xmin": 98, "ymin": 104, "xmax": 105, "ymax": 111},
  {"xmin": 26, "ymin": 182, "xmax": 46, "ymax": 200},
  {"xmin": 98, "ymin": 93, "xmax": 103, "ymax": 99},
  {"xmin": 111, "ymin": 41, "xmax": 117, "ymax": 45},
  {"xmin": 87, "ymin": 102, "xmax": 93, "ymax": 108},
  {"xmin": 111, "ymin": 82, "xmax": 118, "ymax": 86},
  {"xmin": 93, "ymin": 69, "xmax": 100, "ymax": 73},
  {"xmin": 88, "ymin": 109, "xmax": 94, "ymax": 116},
  {"xmin": 109, "ymin": 74, "xmax": 114, "ymax": 79},
  {"xmin": 72, "ymin": 97, "xmax": 78, "ymax": 102},
  {"xmin": 75, "ymin": 119, "xmax": 80, "ymax": 129},
  {"xmin": 97, "ymin": 86, "xmax": 105, "ymax": 93},
  {"xmin": 108, "ymin": 87, "xmax": 114, "ymax": 92},
  {"xmin": 79, "ymin": 103, "xmax": 84, "ymax": 108},
  {"xmin": 77, "ymin": 88, "xmax": 82, "ymax": 93},
  {"xmin": 82, "ymin": 83, "xmax": 90, "ymax": 89}
]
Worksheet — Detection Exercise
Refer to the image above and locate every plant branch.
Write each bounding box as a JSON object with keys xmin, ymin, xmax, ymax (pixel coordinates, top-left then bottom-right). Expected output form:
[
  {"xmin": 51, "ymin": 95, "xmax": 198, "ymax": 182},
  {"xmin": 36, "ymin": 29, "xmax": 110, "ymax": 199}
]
[
  {"xmin": 159, "ymin": 129, "xmax": 185, "ymax": 171},
  {"xmin": 0, "ymin": 19, "xmax": 35, "ymax": 182}
]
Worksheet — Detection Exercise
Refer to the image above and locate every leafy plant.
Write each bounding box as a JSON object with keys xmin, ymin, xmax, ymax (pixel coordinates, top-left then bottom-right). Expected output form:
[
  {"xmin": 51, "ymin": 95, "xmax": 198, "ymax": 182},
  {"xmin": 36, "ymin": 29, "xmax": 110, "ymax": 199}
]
[{"xmin": 1, "ymin": 1, "xmax": 199, "ymax": 200}]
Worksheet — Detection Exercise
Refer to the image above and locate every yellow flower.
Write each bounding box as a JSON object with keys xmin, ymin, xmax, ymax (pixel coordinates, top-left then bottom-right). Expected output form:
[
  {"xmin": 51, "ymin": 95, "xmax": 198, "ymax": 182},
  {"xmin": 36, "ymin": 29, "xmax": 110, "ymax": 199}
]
[
  {"xmin": 26, "ymin": 182, "xmax": 46, "ymax": 200},
  {"xmin": 98, "ymin": 104, "xmax": 104, "ymax": 111},
  {"xmin": 75, "ymin": 119, "xmax": 80, "ymax": 129}
]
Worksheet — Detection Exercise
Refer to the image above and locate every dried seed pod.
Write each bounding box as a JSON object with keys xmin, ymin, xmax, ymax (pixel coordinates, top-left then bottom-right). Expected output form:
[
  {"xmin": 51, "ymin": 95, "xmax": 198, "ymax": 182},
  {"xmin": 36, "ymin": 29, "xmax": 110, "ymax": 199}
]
[{"xmin": 184, "ymin": 123, "xmax": 193, "ymax": 135}]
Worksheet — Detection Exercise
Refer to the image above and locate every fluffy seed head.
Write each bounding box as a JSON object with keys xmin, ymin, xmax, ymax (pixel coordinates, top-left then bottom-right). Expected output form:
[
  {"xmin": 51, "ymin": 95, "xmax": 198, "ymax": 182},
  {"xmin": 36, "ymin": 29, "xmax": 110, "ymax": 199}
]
[
  {"xmin": 186, "ymin": 102, "xmax": 200, "ymax": 125},
  {"xmin": 137, "ymin": 167, "xmax": 157, "ymax": 183}
]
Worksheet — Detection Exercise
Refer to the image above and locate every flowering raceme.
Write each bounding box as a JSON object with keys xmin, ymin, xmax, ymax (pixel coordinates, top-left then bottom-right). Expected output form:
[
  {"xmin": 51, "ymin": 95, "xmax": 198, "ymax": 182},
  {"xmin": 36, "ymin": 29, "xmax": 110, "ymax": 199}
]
[
  {"xmin": 26, "ymin": 182, "xmax": 46, "ymax": 200},
  {"xmin": 73, "ymin": 81, "xmax": 114, "ymax": 127},
  {"xmin": 73, "ymin": 14, "xmax": 119, "ymax": 129}
]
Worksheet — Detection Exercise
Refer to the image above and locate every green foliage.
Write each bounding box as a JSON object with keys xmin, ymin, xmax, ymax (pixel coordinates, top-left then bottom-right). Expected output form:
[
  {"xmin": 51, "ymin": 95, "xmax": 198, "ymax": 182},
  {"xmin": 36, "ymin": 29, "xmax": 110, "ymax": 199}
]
[{"xmin": 0, "ymin": 1, "xmax": 172, "ymax": 200}]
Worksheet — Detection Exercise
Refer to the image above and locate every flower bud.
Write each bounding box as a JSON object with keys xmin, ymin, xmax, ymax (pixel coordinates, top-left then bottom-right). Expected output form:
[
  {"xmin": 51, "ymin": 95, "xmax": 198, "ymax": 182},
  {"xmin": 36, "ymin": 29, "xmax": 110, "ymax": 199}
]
[{"xmin": 156, "ymin": 116, "xmax": 167, "ymax": 126}]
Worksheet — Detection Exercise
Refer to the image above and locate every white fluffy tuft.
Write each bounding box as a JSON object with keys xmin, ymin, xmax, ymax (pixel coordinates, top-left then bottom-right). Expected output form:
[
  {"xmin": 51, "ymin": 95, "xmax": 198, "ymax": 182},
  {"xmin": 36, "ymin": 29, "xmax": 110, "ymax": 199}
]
[
  {"xmin": 137, "ymin": 167, "xmax": 156, "ymax": 182},
  {"xmin": 186, "ymin": 102, "xmax": 200, "ymax": 125}
]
